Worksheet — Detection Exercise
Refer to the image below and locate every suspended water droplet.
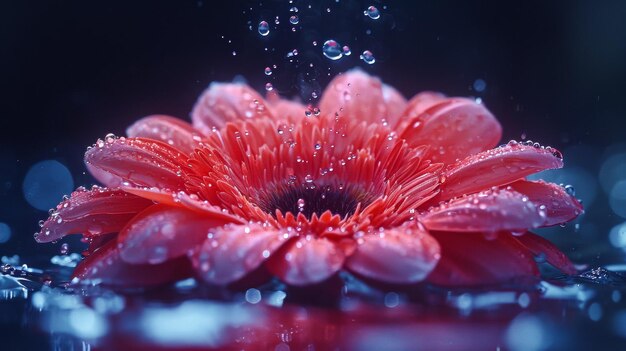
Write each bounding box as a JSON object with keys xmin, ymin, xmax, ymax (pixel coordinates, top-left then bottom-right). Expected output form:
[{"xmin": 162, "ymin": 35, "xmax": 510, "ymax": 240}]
[
  {"xmin": 289, "ymin": 6, "xmax": 298, "ymax": 13},
  {"xmin": 60, "ymin": 243, "xmax": 69, "ymax": 255},
  {"xmin": 258, "ymin": 21, "xmax": 270, "ymax": 36},
  {"xmin": 297, "ymin": 198, "xmax": 306, "ymax": 211},
  {"xmin": 364, "ymin": 5, "xmax": 381, "ymax": 19},
  {"xmin": 342, "ymin": 45, "xmax": 351, "ymax": 56},
  {"xmin": 264, "ymin": 67, "xmax": 272, "ymax": 75},
  {"xmin": 360, "ymin": 50, "xmax": 375, "ymax": 64},
  {"xmin": 473, "ymin": 78, "xmax": 487, "ymax": 92},
  {"xmin": 274, "ymin": 16, "xmax": 280, "ymax": 25},
  {"xmin": 564, "ymin": 184, "xmax": 576, "ymax": 196},
  {"xmin": 314, "ymin": 142, "xmax": 322, "ymax": 150},
  {"xmin": 322, "ymin": 39, "xmax": 343, "ymax": 60},
  {"xmin": 289, "ymin": 15, "xmax": 299, "ymax": 25},
  {"xmin": 265, "ymin": 83, "xmax": 274, "ymax": 91}
]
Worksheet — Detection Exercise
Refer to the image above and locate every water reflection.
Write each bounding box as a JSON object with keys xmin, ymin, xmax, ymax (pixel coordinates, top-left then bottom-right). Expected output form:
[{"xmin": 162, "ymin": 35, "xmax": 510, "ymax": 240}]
[{"xmin": 2, "ymin": 260, "xmax": 626, "ymax": 350}]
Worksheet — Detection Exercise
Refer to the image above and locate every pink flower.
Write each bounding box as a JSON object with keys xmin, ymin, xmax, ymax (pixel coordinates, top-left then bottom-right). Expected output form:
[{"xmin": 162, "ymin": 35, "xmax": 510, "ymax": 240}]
[{"xmin": 37, "ymin": 69, "xmax": 582, "ymax": 288}]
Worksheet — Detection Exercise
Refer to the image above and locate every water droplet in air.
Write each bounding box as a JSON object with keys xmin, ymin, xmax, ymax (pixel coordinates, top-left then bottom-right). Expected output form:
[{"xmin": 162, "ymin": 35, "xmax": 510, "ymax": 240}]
[
  {"xmin": 289, "ymin": 15, "xmax": 299, "ymax": 25},
  {"xmin": 564, "ymin": 184, "xmax": 576, "ymax": 196},
  {"xmin": 473, "ymin": 78, "xmax": 487, "ymax": 92},
  {"xmin": 264, "ymin": 67, "xmax": 272, "ymax": 75},
  {"xmin": 265, "ymin": 83, "xmax": 274, "ymax": 91},
  {"xmin": 290, "ymin": 6, "xmax": 298, "ymax": 13},
  {"xmin": 342, "ymin": 45, "xmax": 351, "ymax": 56},
  {"xmin": 297, "ymin": 198, "xmax": 306, "ymax": 211},
  {"xmin": 360, "ymin": 50, "xmax": 375, "ymax": 64},
  {"xmin": 60, "ymin": 243, "xmax": 69, "ymax": 255},
  {"xmin": 322, "ymin": 39, "xmax": 343, "ymax": 60},
  {"xmin": 364, "ymin": 5, "xmax": 381, "ymax": 19},
  {"xmin": 258, "ymin": 21, "xmax": 270, "ymax": 36}
]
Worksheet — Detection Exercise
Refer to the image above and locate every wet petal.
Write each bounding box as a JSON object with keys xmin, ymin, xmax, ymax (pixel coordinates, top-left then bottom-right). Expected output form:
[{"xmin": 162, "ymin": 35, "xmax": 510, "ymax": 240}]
[
  {"xmin": 514, "ymin": 232, "xmax": 577, "ymax": 274},
  {"xmin": 191, "ymin": 83, "xmax": 272, "ymax": 133},
  {"xmin": 426, "ymin": 231, "xmax": 539, "ymax": 287},
  {"xmin": 345, "ymin": 225, "xmax": 441, "ymax": 284},
  {"xmin": 72, "ymin": 240, "xmax": 193, "ymax": 287},
  {"xmin": 320, "ymin": 69, "xmax": 406, "ymax": 127},
  {"xmin": 420, "ymin": 188, "xmax": 545, "ymax": 232},
  {"xmin": 398, "ymin": 97, "xmax": 501, "ymax": 164},
  {"xmin": 193, "ymin": 223, "xmax": 291, "ymax": 285},
  {"xmin": 36, "ymin": 187, "xmax": 153, "ymax": 243},
  {"xmin": 126, "ymin": 115, "xmax": 204, "ymax": 155},
  {"xmin": 118, "ymin": 205, "xmax": 235, "ymax": 264},
  {"xmin": 508, "ymin": 180, "xmax": 583, "ymax": 227},
  {"xmin": 85, "ymin": 137, "xmax": 186, "ymax": 190},
  {"xmin": 437, "ymin": 143, "xmax": 564, "ymax": 202},
  {"xmin": 267, "ymin": 236, "xmax": 345, "ymax": 286},
  {"xmin": 266, "ymin": 92, "xmax": 308, "ymax": 124}
]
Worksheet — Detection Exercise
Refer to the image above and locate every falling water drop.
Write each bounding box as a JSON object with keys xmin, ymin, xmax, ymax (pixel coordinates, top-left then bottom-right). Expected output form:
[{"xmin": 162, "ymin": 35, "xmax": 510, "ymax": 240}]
[
  {"xmin": 360, "ymin": 50, "xmax": 375, "ymax": 64},
  {"xmin": 60, "ymin": 243, "xmax": 69, "ymax": 255},
  {"xmin": 364, "ymin": 6, "xmax": 381, "ymax": 19},
  {"xmin": 258, "ymin": 21, "xmax": 270, "ymax": 36},
  {"xmin": 322, "ymin": 39, "xmax": 343, "ymax": 60},
  {"xmin": 264, "ymin": 67, "xmax": 272, "ymax": 75},
  {"xmin": 289, "ymin": 15, "xmax": 299, "ymax": 25},
  {"xmin": 265, "ymin": 83, "xmax": 274, "ymax": 91},
  {"xmin": 342, "ymin": 45, "xmax": 351, "ymax": 56},
  {"xmin": 297, "ymin": 198, "xmax": 306, "ymax": 212}
]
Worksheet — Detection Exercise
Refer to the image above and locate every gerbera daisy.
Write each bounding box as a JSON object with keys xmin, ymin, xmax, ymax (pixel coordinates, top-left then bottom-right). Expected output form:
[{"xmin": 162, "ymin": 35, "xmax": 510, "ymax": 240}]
[{"xmin": 36, "ymin": 69, "xmax": 582, "ymax": 288}]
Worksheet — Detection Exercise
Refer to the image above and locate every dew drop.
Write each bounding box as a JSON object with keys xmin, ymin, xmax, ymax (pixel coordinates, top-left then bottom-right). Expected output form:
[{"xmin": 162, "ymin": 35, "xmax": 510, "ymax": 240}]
[
  {"xmin": 322, "ymin": 39, "xmax": 343, "ymax": 60},
  {"xmin": 360, "ymin": 50, "xmax": 375, "ymax": 64},
  {"xmin": 364, "ymin": 5, "xmax": 381, "ymax": 19},
  {"xmin": 258, "ymin": 21, "xmax": 270, "ymax": 36}
]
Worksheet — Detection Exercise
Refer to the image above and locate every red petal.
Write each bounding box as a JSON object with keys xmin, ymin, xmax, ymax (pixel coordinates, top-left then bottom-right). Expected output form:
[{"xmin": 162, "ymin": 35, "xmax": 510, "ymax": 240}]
[
  {"xmin": 193, "ymin": 223, "xmax": 291, "ymax": 285},
  {"xmin": 426, "ymin": 231, "xmax": 539, "ymax": 287},
  {"xmin": 320, "ymin": 69, "xmax": 406, "ymax": 127},
  {"xmin": 437, "ymin": 143, "xmax": 564, "ymax": 202},
  {"xmin": 420, "ymin": 188, "xmax": 546, "ymax": 232},
  {"xmin": 514, "ymin": 232, "xmax": 576, "ymax": 274},
  {"xmin": 85, "ymin": 137, "xmax": 186, "ymax": 190},
  {"xmin": 126, "ymin": 115, "xmax": 204, "ymax": 155},
  {"xmin": 191, "ymin": 83, "xmax": 271, "ymax": 133},
  {"xmin": 266, "ymin": 236, "xmax": 345, "ymax": 286},
  {"xmin": 36, "ymin": 187, "xmax": 153, "ymax": 243},
  {"xmin": 398, "ymin": 98, "xmax": 502, "ymax": 164},
  {"xmin": 72, "ymin": 240, "xmax": 193, "ymax": 287},
  {"xmin": 345, "ymin": 224, "xmax": 441, "ymax": 284},
  {"xmin": 266, "ymin": 92, "xmax": 308, "ymax": 124},
  {"xmin": 117, "ymin": 205, "xmax": 234, "ymax": 264},
  {"xmin": 508, "ymin": 180, "xmax": 583, "ymax": 227}
]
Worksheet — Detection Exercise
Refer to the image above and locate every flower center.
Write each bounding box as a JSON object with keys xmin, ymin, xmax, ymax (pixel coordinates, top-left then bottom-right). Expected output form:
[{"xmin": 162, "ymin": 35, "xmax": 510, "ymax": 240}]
[{"xmin": 258, "ymin": 184, "xmax": 374, "ymax": 219}]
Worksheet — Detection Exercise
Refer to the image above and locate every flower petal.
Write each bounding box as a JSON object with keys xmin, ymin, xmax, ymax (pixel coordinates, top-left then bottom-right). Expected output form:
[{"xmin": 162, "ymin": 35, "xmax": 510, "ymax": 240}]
[
  {"xmin": 398, "ymin": 98, "xmax": 501, "ymax": 164},
  {"xmin": 266, "ymin": 92, "xmax": 308, "ymax": 124},
  {"xmin": 72, "ymin": 240, "xmax": 193, "ymax": 287},
  {"xmin": 345, "ymin": 224, "xmax": 441, "ymax": 284},
  {"xmin": 437, "ymin": 143, "xmax": 564, "ymax": 202},
  {"xmin": 320, "ymin": 69, "xmax": 406, "ymax": 127},
  {"xmin": 514, "ymin": 232, "xmax": 577, "ymax": 274},
  {"xmin": 508, "ymin": 180, "xmax": 583, "ymax": 227},
  {"xmin": 267, "ymin": 236, "xmax": 346, "ymax": 286},
  {"xmin": 126, "ymin": 115, "xmax": 204, "ymax": 155},
  {"xmin": 420, "ymin": 188, "xmax": 545, "ymax": 232},
  {"xmin": 117, "ymin": 205, "xmax": 235, "ymax": 264},
  {"xmin": 193, "ymin": 223, "xmax": 292, "ymax": 285},
  {"xmin": 426, "ymin": 231, "xmax": 539, "ymax": 287},
  {"xmin": 191, "ymin": 83, "xmax": 271, "ymax": 133},
  {"xmin": 85, "ymin": 137, "xmax": 186, "ymax": 190},
  {"xmin": 36, "ymin": 187, "xmax": 153, "ymax": 243}
]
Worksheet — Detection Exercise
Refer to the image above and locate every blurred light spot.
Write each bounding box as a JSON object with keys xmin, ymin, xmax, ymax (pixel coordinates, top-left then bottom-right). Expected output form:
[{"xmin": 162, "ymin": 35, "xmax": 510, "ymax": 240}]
[
  {"xmin": 266, "ymin": 290, "xmax": 287, "ymax": 307},
  {"xmin": 0, "ymin": 223, "xmax": 11, "ymax": 243},
  {"xmin": 68, "ymin": 307, "xmax": 108, "ymax": 339},
  {"xmin": 612, "ymin": 310, "xmax": 626, "ymax": 339},
  {"xmin": 588, "ymin": 302, "xmax": 603, "ymax": 321},
  {"xmin": 505, "ymin": 314, "xmax": 549, "ymax": 351},
  {"xmin": 599, "ymin": 153, "xmax": 626, "ymax": 194},
  {"xmin": 610, "ymin": 180, "xmax": 626, "ymax": 218},
  {"xmin": 609, "ymin": 222, "xmax": 626, "ymax": 248},
  {"xmin": 274, "ymin": 343, "xmax": 290, "ymax": 351},
  {"xmin": 23, "ymin": 160, "xmax": 73, "ymax": 211},
  {"xmin": 473, "ymin": 78, "xmax": 486, "ymax": 92},
  {"xmin": 245, "ymin": 288, "xmax": 261, "ymax": 304}
]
